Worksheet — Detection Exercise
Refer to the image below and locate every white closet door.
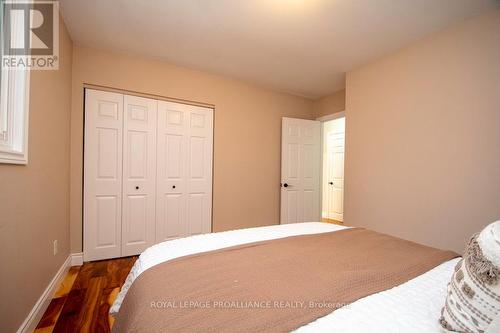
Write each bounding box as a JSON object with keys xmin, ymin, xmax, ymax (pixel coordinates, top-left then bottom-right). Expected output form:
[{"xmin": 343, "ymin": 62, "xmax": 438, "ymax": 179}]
[
  {"xmin": 156, "ymin": 101, "xmax": 213, "ymax": 241},
  {"xmin": 121, "ymin": 95, "xmax": 158, "ymax": 256},
  {"xmin": 185, "ymin": 105, "xmax": 213, "ymax": 235},
  {"xmin": 156, "ymin": 101, "xmax": 187, "ymax": 241},
  {"xmin": 84, "ymin": 89, "xmax": 123, "ymax": 261}
]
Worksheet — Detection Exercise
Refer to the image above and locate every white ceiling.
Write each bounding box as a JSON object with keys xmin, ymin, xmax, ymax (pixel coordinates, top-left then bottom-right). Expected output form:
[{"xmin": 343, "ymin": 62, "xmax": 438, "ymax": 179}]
[{"xmin": 60, "ymin": 0, "xmax": 498, "ymax": 99}]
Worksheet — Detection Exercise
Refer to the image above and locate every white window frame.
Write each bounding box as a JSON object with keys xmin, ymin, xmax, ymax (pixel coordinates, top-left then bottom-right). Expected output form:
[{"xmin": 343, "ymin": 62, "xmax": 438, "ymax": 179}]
[{"xmin": 0, "ymin": 3, "xmax": 31, "ymax": 164}]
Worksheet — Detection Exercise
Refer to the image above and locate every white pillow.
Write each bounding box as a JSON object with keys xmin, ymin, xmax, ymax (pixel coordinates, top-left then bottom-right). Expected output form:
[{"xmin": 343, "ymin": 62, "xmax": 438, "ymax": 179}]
[{"xmin": 440, "ymin": 221, "xmax": 500, "ymax": 333}]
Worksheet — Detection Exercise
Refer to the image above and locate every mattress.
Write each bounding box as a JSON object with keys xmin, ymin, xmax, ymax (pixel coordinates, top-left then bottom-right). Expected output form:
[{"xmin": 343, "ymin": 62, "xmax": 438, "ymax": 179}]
[{"xmin": 111, "ymin": 222, "xmax": 458, "ymax": 332}]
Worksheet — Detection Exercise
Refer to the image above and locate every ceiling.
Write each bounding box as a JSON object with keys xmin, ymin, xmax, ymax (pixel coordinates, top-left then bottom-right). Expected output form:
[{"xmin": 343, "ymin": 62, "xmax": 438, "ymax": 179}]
[{"xmin": 59, "ymin": 0, "xmax": 498, "ymax": 99}]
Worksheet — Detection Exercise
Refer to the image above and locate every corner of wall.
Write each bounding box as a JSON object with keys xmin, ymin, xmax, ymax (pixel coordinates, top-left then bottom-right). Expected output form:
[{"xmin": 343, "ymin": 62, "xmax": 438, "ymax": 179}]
[{"xmin": 312, "ymin": 89, "xmax": 346, "ymax": 119}]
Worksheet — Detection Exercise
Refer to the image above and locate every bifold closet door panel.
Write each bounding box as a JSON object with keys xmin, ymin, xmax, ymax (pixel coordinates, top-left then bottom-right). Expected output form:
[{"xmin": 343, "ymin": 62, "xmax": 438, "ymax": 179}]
[
  {"xmin": 186, "ymin": 105, "xmax": 213, "ymax": 235},
  {"xmin": 121, "ymin": 95, "xmax": 158, "ymax": 256},
  {"xmin": 156, "ymin": 101, "xmax": 213, "ymax": 242},
  {"xmin": 84, "ymin": 89, "xmax": 124, "ymax": 261},
  {"xmin": 156, "ymin": 101, "xmax": 188, "ymax": 241}
]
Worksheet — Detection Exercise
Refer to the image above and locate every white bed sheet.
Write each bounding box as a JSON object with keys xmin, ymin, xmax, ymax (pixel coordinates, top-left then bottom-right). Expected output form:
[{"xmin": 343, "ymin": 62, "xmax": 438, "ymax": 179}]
[{"xmin": 111, "ymin": 222, "xmax": 457, "ymax": 332}]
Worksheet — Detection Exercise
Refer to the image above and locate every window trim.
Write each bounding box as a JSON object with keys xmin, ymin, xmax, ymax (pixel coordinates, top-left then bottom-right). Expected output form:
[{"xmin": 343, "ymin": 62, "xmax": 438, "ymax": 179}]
[
  {"xmin": 0, "ymin": 2, "xmax": 31, "ymax": 165},
  {"xmin": 0, "ymin": 69, "xmax": 30, "ymax": 164}
]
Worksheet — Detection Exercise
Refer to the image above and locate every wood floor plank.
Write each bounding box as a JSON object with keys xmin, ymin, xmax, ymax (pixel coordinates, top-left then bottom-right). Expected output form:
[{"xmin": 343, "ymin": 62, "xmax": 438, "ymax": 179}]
[
  {"xmin": 53, "ymin": 288, "xmax": 86, "ymax": 332},
  {"xmin": 91, "ymin": 261, "xmax": 109, "ymax": 278},
  {"xmin": 42, "ymin": 257, "xmax": 137, "ymax": 333},
  {"xmin": 106, "ymin": 258, "xmax": 126, "ymax": 289},
  {"xmin": 78, "ymin": 276, "xmax": 105, "ymax": 332},
  {"xmin": 54, "ymin": 266, "xmax": 80, "ymax": 298},
  {"xmin": 35, "ymin": 297, "xmax": 66, "ymax": 330},
  {"xmin": 94, "ymin": 287, "xmax": 116, "ymax": 332},
  {"xmin": 321, "ymin": 218, "xmax": 343, "ymax": 225},
  {"xmin": 106, "ymin": 287, "xmax": 120, "ymax": 330},
  {"xmin": 34, "ymin": 327, "xmax": 55, "ymax": 333},
  {"xmin": 72, "ymin": 262, "xmax": 95, "ymax": 290}
]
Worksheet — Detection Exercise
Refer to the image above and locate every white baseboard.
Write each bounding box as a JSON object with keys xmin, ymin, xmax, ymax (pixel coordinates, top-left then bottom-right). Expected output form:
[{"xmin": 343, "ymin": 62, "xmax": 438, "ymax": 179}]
[
  {"xmin": 70, "ymin": 252, "xmax": 84, "ymax": 266},
  {"xmin": 17, "ymin": 255, "xmax": 72, "ymax": 333}
]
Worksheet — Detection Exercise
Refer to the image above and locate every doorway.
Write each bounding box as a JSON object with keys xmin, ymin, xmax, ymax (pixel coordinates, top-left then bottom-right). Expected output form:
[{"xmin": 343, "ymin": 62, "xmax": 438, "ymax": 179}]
[{"xmin": 321, "ymin": 115, "xmax": 345, "ymax": 224}]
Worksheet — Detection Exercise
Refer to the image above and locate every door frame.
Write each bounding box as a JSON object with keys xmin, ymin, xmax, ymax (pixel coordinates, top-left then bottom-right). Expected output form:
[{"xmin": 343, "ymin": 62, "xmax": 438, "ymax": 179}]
[{"xmin": 316, "ymin": 111, "xmax": 345, "ymax": 222}]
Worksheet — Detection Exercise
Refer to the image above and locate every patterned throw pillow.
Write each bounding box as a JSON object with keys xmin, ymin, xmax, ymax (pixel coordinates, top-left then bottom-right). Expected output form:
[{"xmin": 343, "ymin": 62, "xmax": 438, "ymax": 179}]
[{"xmin": 440, "ymin": 221, "xmax": 500, "ymax": 333}]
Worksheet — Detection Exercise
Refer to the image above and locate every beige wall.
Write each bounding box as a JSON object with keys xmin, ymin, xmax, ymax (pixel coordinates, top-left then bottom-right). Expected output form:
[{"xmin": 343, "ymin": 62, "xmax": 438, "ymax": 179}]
[
  {"xmin": 312, "ymin": 89, "xmax": 345, "ymax": 119},
  {"xmin": 0, "ymin": 19, "xmax": 73, "ymax": 332},
  {"xmin": 344, "ymin": 10, "xmax": 500, "ymax": 253},
  {"xmin": 70, "ymin": 47, "xmax": 314, "ymax": 252}
]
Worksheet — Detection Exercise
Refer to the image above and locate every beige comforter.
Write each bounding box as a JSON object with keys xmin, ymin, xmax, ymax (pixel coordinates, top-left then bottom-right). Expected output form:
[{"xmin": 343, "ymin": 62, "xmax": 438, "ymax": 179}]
[{"xmin": 113, "ymin": 228, "xmax": 457, "ymax": 332}]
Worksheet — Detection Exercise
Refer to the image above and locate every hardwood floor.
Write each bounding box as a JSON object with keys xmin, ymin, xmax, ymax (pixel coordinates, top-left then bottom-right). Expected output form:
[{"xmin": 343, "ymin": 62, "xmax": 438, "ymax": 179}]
[
  {"xmin": 35, "ymin": 256, "xmax": 137, "ymax": 333},
  {"xmin": 321, "ymin": 218, "xmax": 343, "ymax": 225}
]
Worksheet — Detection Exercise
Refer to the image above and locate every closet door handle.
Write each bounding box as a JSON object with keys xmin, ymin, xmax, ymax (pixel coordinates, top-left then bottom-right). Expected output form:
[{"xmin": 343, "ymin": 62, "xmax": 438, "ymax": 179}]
[
  {"xmin": 135, "ymin": 186, "xmax": 139, "ymax": 190},
  {"xmin": 172, "ymin": 185, "xmax": 176, "ymax": 189},
  {"xmin": 328, "ymin": 182, "xmax": 333, "ymax": 185}
]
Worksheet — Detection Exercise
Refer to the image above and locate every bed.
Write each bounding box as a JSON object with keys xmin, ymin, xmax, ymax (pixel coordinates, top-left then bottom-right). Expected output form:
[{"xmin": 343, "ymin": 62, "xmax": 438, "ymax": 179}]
[{"xmin": 110, "ymin": 222, "xmax": 459, "ymax": 332}]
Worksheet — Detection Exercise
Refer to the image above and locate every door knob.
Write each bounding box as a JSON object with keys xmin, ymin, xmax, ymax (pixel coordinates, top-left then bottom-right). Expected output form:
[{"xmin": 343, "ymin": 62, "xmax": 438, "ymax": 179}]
[
  {"xmin": 283, "ymin": 183, "xmax": 289, "ymax": 188},
  {"xmin": 135, "ymin": 186, "xmax": 139, "ymax": 190},
  {"xmin": 328, "ymin": 182, "xmax": 333, "ymax": 185},
  {"xmin": 172, "ymin": 185, "xmax": 176, "ymax": 189}
]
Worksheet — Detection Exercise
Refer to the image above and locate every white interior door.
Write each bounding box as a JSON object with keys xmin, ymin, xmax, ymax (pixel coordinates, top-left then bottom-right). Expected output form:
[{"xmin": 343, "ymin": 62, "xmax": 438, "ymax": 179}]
[
  {"xmin": 156, "ymin": 101, "xmax": 213, "ymax": 241},
  {"xmin": 84, "ymin": 89, "xmax": 123, "ymax": 261},
  {"xmin": 280, "ymin": 117, "xmax": 321, "ymax": 224},
  {"xmin": 121, "ymin": 95, "xmax": 157, "ymax": 256},
  {"xmin": 322, "ymin": 117, "xmax": 345, "ymax": 221}
]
